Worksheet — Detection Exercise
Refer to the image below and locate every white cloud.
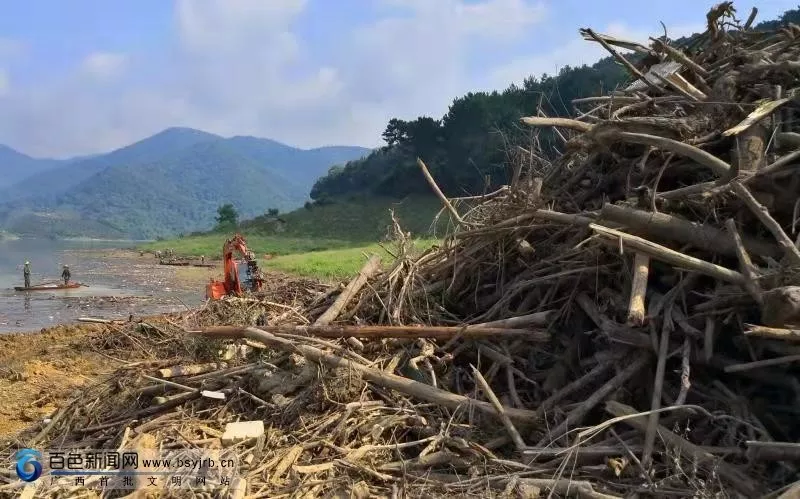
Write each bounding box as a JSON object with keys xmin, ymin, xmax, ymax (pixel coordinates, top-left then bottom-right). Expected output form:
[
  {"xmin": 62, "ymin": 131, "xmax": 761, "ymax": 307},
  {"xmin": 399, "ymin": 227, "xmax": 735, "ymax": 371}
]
[
  {"xmin": 81, "ymin": 52, "xmax": 128, "ymax": 80},
  {"xmin": 0, "ymin": 0, "xmax": 723, "ymax": 158},
  {"xmin": 489, "ymin": 21, "xmax": 706, "ymax": 89}
]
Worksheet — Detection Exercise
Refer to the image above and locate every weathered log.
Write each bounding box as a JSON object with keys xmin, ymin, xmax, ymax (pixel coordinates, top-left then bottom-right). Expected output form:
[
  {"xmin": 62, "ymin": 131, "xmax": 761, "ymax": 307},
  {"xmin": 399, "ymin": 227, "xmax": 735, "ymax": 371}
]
[
  {"xmin": 600, "ymin": 203, "xmax": 780, "ymax": 260},
  {"xmin": 314, "ymin": 255, "xmax": 381, "ymax": 326},
  {"xmin": 590, "ymin": 224, "xmax": 746, "ymax": 285},
  {"xmin": 521, "ymin": 116, "xmax": 593, "ymax": 133}
]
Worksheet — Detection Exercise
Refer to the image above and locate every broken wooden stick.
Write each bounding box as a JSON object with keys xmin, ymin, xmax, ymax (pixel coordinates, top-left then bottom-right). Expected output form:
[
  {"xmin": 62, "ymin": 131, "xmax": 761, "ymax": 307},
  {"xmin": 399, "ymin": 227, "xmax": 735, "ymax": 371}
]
[
  {"xmin": 471, "ymin": 364, "xmax": 526, "ymax": 451},
  {"xmin": 730, "ymin": 181, "xmax": 800, "ymax": 266},
  {"xmin": 724, "ymin": 219, "xmax": 764, "ymax": 305},
  {"xmin": 314, "ymin": 254, "xmax": 382, "ymax": 326},
  {"xmin": 642, "ymin": 314, "xmax": 673, "ymax": 469},
  {"xmin": 627, "ymin": 252, "xmax": 650, "ymax": 326},
  {"xmin": 194, "ymin": 326, "xmax": 539, "ymax": 425},
  {"xmin": 417, "ymin": 158, "xmax": 464, "ymax": 225},
  {"xmin": 520, "ymin": 116, "xmax": 593, "ymax": 133},
  {"xmin": 744, "ymin": 324, "xmax": 800, "ymax": 343},
  {"xmin": 157, "ymin": 362, "xmax": 227, "ymax": 379}
]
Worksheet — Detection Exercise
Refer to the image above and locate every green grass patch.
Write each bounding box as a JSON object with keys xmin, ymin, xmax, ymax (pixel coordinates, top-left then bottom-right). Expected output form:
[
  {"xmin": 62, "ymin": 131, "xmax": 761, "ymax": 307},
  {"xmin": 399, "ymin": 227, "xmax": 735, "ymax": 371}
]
[
  {"xmin": 139, "ymin": 233, "xmax": 356, "ymax": 258},
  {"xmin": 242, "ymin": 195, "xmax": 449, "ymax": 242},
  {"xmin": 262, "ymin": 239, "xmax": 438, "ymax": 281}
]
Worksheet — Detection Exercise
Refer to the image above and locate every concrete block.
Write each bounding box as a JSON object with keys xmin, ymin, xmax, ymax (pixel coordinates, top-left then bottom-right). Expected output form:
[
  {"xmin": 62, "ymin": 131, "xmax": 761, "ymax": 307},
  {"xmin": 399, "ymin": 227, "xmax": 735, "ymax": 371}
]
[{"xmin": 221, "ymin": 420, "xmax": 264, "ymax": 447}]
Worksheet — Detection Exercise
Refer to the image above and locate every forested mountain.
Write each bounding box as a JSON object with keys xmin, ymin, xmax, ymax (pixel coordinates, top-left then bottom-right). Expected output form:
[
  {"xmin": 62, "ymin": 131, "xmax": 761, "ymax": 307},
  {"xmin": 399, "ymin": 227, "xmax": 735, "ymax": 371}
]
[
  {"xmin": 0, "ymin": 129, "xmax": 370, "ymax": 239},
  {"xmin": 0, "ymin": 145, "xmax": 68, "ymax": 189},
  {"xmin": 309, "ymin": 8, "xmax": 800, "ymax": 203}
]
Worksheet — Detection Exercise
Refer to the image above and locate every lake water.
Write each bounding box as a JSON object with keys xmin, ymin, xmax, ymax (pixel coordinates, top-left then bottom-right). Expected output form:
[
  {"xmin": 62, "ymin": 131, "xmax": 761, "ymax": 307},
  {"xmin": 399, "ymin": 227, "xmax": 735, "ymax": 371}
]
[
  {"xmin": 0, "ymin": 238, "xmax": 138, "ymax": 291},
  {"xmin": 0, "ymin": 238, "xmax": 202, "ymax": 333}
]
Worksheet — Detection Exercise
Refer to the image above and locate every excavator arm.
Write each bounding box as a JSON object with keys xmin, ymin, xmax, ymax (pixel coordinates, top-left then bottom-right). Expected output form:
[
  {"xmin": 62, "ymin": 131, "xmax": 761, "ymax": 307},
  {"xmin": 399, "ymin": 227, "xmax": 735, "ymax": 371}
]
[{"xmin": 206, "ymin": 234, "xmax": 264, "ymax": 300}]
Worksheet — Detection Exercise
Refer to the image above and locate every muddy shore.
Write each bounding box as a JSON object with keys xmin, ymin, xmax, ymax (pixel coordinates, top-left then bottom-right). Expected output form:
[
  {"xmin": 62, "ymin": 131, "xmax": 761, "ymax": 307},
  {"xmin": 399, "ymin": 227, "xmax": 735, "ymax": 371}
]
[
  {"xmin": 0, "ymin": 249, "xmax": 214, "ymax": 333},
  {"xmin": 0, "ymin": 250, "xmax": 218, "ymax": 439}
]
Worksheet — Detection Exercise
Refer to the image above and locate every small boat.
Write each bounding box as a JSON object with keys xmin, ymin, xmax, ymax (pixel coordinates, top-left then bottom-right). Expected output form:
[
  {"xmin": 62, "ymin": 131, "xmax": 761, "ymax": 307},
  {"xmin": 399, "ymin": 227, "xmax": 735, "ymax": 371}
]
[{"xmin": 15, "ymin": 282, "xmax": 83, "ymax": 292}]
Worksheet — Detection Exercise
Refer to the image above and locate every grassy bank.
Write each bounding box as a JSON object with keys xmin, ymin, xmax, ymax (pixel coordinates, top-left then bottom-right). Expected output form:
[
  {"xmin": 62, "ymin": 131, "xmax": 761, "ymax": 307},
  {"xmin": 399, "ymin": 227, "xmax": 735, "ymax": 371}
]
[
  {"xmin": 262, "ymin": 239, "xmax": 437, "ymax": 281},
  {"xmin": 139, "ymin": 195, "xmax": 447, "ymax": 280},
  {"xmin": 140, "ymin": 234, "xmax": 356, "ymax": 258}
]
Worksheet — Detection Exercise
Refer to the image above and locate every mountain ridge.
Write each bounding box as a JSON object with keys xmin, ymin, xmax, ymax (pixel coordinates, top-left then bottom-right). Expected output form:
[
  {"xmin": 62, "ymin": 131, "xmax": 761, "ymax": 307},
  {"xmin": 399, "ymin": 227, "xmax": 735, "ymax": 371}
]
[{"xmin": 0, "ymin": 127, "xmax": 371, "ymax": 239}]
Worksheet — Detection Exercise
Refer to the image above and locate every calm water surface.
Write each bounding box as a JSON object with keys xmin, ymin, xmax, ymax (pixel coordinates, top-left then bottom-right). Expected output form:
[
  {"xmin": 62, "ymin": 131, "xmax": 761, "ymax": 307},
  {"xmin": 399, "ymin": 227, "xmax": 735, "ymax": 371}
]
[{"xmin": 0, "ymin": 238, "xmax": 200, "ymax": 333}]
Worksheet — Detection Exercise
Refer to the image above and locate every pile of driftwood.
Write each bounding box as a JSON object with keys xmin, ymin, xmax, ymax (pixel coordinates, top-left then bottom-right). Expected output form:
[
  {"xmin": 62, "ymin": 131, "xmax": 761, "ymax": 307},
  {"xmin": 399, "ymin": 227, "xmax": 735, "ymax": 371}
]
[{"xmin": 3, "ymin": 3, "xmax": 800, "ymax": 498}]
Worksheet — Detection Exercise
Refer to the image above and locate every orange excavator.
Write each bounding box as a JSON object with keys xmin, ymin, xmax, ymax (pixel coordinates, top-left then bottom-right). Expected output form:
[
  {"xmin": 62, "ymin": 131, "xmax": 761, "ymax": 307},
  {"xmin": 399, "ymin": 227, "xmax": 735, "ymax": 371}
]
[{"xmin": 206, "ymin": 233, "xmax": 265, "ymax": 300}]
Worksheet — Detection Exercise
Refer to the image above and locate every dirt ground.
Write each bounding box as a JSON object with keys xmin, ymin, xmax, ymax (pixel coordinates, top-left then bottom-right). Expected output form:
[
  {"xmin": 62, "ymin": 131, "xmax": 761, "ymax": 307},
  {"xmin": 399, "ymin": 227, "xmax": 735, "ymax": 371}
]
[
  {"xmin": 0, "ymin": 322, "xmax": 114, "ymax": 438},
  {"xmin": 0, "ymin": 250, "xmax": 220, "ymax": 440}
]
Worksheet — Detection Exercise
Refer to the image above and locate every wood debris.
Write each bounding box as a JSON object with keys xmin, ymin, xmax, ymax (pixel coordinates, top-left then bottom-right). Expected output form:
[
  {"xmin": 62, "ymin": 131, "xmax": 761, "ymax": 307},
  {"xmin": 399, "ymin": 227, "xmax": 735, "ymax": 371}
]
[{"xmin": 2, "ymin": 4, "xmax": 800, "ymax": 498}]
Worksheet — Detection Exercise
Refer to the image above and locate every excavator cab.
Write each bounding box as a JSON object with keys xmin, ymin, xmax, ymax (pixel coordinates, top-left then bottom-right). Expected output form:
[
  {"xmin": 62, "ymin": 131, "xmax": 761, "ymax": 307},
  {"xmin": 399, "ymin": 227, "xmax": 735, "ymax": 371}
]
[{"xmin": 205, "ymin": 234, "xmax": 264, "ymax": 300}]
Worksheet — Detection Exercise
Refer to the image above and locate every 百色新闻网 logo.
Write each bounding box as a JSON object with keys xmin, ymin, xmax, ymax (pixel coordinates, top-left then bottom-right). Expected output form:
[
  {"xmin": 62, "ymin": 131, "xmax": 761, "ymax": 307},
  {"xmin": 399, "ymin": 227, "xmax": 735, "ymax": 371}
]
[{"xmin": 15, "ymin": 449, "xmax": 42, "ymax": 482}]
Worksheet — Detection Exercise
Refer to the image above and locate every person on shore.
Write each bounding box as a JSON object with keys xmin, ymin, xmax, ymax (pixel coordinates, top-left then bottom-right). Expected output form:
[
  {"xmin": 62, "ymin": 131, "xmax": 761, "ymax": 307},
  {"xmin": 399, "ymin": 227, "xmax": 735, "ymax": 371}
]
[
  {"xmin": 201, "ymin": 255, "xmax": 205, "ymax": 264},
  {"xmin": 23, "ymin": 261, "xmax": 31, "ymax": 288},
  {"xmin": 61, "ymin": 265, "xmax": 71, "ymax": 285}
]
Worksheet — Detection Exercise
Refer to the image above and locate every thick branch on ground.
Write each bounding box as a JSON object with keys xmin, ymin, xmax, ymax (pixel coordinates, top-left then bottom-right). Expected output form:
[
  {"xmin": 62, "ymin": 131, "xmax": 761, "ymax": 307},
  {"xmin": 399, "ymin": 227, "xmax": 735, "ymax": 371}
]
[
  {"xmin": 314, "ymin": 255, "xmax": 381, "ymax": 325},
  {"xmin": 194, "ymin": 327, "xmax": 539, "ymax": 425},
  {"xmin": 730, "ymin": 181, "xmax": 800, "ymax": 266},
  {"xmin": 520, "ymin": 116, "xmax": 593, "ymax": 133},
  {"xmin": 197, "ymin": 325, "xmax": 550, "ymax": 341},
  {"xmin": 601, "ymin": 203, "xmax": 780, "ymax": 260},
  {"xmin": 590, "ymin": 224, "xmax": 746, "ymax": 285},
  {"xmin": 417, "ymin": 158, "xmax": 464, "ymax": 225}
]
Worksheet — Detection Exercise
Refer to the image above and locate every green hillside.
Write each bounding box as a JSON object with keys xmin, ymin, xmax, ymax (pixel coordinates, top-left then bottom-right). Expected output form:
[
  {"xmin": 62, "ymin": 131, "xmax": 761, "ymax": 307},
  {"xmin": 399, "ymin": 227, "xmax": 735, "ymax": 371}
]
[
  {"xmin": 0, "ymin": 145, "xmax": 68, "ymax": 189},
  {"xmin": 241, "ymin": 195, "xmax": 447, "ymax": 242},
  {"xmin": 0, "ymin": 128, "xmax": 369, "ymax": 239}
]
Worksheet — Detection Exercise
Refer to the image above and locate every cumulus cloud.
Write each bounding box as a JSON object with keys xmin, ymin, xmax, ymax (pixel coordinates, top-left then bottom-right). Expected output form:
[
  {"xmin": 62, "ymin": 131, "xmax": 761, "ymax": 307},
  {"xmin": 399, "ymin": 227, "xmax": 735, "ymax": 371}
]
[{"xmin": 0, "ymin": 0, "xmax": 742, "ymax": 158}]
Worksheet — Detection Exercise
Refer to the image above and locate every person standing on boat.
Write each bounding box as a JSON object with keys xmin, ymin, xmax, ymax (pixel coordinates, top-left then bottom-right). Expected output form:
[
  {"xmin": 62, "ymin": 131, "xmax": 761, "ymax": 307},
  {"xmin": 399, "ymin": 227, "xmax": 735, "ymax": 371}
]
[
  {"xmin": 23, "ymin": 261, "xmax": 31, "ymax": 288},
  {"xmin": 61, "ymin": 265, "xmax": 71, "ymax": 285}
]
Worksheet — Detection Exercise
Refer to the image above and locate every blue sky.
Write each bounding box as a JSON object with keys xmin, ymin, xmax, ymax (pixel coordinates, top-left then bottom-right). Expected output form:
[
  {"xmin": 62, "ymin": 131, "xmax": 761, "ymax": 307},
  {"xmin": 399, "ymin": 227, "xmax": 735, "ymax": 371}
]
[{"xmin": 0, "ymin": 0, "xmax": 796, "ymax": 157}]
